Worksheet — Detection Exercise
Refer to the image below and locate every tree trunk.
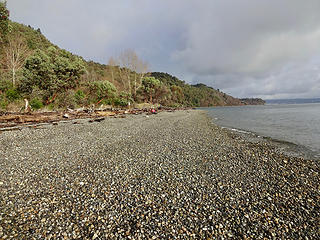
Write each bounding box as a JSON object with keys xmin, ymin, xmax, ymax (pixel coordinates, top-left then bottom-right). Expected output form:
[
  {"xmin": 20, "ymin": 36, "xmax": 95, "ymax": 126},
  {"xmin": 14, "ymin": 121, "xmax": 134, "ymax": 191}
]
[
  {"xmin": 134, "ymin": 73, "xmax": 137, "ymax": 96},
  {"xmin": 24, "ymin": 99, "xmax": 30, "ymax": 112},
  {"xmin": 12, "ymin": 68, "xmax": 15, "ymax": 86},
  {"xmin": 117, "ymin": 68, "xmax": 126, "ymax": 90},
  {"xmin": 127, "ymin": 73, "xmax": 131, "ymax": 95},
  {"xmin": 46, "ymin": 93, "xmax": 57, "ymax": 105}
]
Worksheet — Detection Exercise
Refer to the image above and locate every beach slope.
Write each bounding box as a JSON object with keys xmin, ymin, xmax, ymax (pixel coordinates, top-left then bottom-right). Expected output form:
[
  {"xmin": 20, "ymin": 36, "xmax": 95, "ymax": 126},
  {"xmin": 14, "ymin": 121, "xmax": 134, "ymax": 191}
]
[{"xmin": 0, "ymin": 110, "xmax": 318, "ymax": 239}]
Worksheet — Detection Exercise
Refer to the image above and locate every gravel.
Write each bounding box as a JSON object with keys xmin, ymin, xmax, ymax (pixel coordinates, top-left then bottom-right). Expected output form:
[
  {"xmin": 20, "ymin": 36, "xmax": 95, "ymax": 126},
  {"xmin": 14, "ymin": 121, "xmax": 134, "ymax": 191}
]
[{"xmin": 0, "ymin": 110, "xmax": 319, "ymax": 239}]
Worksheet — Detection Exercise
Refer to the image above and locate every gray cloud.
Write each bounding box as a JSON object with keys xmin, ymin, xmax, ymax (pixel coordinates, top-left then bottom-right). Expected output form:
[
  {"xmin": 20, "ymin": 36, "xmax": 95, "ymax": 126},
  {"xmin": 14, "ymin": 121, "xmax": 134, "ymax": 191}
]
[{"xmin": 7, "ymin": 0, "xmax": 320, "ymax": 99}]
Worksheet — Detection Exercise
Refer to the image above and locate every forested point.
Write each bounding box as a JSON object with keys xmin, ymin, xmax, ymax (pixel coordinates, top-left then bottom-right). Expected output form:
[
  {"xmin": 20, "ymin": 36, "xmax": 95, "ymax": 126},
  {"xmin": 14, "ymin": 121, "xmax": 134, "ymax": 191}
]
[{"xmin": 0, "ymin": 2, "xmax": 259, "ymax": 111}]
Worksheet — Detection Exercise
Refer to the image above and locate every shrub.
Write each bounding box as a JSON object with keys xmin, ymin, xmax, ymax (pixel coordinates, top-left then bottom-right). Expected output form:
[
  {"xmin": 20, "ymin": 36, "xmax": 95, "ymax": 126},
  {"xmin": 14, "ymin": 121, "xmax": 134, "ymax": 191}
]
[
  {"xmin": 29, "ymin": 86, "xmax": 46, "ymax": 102},
  {"xmin": 113, "ymin": 98, "xmax": 128, "ymax": 107},
  {"xmin": 74, "ymin": 89, "xmax": 86, "ymax": 105},
  {"xmin": 74, "ymin": 89, "xmax": 85, "ymax": 100},
  {"xmin": 100, "ymin": 98, "xmax": 112, "ymax": 105},
  {"xmin": 6, "ymin": 88, "xmax": 20, "ymax": 101},
  {"xmin": 119, "ymin": 91, "xmax": 133, "ymax": 101},
  {"xmin": 0, "ymin": 79, "xmax": 12, "ymax": 91},
  {"xmin": 90, "ymin": 80, "xmax": 116, "ymax": 102},
  {"xmin": 47, "ymin": 103, "xmax": 54, "ymax": 111},
  {"xmin": 0, "ymin": 95, "xmax": 8, "ymax": 110},
  {"xmin": 30, "ymin": 98, "xmax": 43, "ymax": 110},
  {"xmin": 54, "ymin": 90, "xmax": 76, "ymax": 109}
]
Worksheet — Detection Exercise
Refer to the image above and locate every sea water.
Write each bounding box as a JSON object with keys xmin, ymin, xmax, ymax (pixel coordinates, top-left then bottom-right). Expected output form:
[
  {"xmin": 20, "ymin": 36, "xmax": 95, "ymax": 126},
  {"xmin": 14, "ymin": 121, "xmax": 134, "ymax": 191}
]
[{"xmin": 204, "ymin": 101, "xmax": 320, "ymax": 158}]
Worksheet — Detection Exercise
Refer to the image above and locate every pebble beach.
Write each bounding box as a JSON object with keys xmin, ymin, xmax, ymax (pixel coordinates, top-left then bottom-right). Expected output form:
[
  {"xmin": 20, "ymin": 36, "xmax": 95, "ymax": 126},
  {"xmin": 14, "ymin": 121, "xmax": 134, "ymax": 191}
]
[{"xmin": 0, "ymin": 110, "xmax": 319, "ymax": 239}]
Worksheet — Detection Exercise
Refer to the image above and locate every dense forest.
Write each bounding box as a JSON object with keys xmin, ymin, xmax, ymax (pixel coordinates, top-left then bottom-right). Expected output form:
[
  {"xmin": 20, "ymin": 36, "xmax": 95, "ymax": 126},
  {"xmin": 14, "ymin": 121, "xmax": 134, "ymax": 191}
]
[{"xmin": 0, "ymin": 2, "xmax": 257, "ymax": 111}]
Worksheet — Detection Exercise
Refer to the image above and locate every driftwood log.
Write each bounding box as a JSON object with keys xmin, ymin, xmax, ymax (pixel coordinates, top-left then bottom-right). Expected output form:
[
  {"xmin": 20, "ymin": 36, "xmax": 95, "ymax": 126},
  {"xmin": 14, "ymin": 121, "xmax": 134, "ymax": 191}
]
[{"xmin": 0, "ymin": 107, "xmax": 191, "ymax": 129}]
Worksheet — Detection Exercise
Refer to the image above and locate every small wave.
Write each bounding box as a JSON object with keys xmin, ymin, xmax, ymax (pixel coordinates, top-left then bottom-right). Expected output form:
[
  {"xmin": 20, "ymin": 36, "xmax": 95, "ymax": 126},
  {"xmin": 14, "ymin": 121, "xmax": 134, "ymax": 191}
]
[
  {"xmin": 230, "ymin": 128, "xmax": 251, "ymax": 134},
  {"xmin": 221, "ymin": 126, "xmax": 253, "ymax": 135}
]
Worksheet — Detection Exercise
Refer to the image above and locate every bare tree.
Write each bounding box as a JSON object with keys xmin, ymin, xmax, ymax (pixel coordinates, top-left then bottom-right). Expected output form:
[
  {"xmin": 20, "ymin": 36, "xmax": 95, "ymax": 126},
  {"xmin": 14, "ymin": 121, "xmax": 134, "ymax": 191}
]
[
  {"xmin": 1, "ymin": 34, "xmax": 30, "ymax": 86},
  {"xmin": 118, "ymin": 49, "xmax": 134, "ymax": 94},
  {"xmin": 107, "ymin": 56, "xmax": 117, "ymax": 83},
  {"xmin": 117, "ymin": 49, "xmax": 149, "ymax": 97},
  {"xmin": 134, "ymin": 55, "xmax": 149, "ymax": 97}
]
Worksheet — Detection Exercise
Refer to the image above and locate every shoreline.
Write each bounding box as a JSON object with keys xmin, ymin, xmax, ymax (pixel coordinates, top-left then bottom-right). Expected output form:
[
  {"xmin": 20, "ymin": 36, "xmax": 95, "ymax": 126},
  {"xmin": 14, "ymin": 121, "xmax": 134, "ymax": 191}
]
[
  {"xmin": 200, "ymin": 104, "xmax": 320, "ymax": 160},
  {"xmin": 219, "ymin": 124, "xmax": 319, "ymax": 160},
  {"xmin": 0, "ymin": 110, "xmax": 319, "ymax": 238}
]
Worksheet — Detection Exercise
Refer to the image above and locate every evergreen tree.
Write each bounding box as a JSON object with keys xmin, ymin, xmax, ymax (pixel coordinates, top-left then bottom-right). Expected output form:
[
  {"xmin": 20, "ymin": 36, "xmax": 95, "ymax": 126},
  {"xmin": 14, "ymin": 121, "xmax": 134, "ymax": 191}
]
[
  {"xmin": 20, "ymin": 47, "xmax": 85, "ymax": 103},
  {"xmin": 90, "ymin": 80, "xmax": 116, "ymax": 104},
  {"xmin": 0, "ymin": 1, "xmax": 10, "ymax": 42},
  {"xmin": 139, "ymin": 77, "xmax": 161, "ymax": 103}
]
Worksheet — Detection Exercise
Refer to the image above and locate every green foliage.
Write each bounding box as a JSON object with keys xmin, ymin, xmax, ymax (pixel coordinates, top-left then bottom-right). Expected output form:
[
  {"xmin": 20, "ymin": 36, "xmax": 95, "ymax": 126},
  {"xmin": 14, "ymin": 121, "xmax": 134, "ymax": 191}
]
[
  {"xmin": 151, "ymin": 72, "xmax": 232, "ymax": 107},
  {"xmin": 86, "ymin": 61, "xmax": 107, "ymax": 77},
  {"xmin": 20, "ymin": 49, "xmax": 53, "ymax": 95},
  {"xmin": 151, "ymin": 72, "xmax": 185, "ymax": 87},
  {"xmin": 0, "ymin": 1, "xmax": 10, "ymax": 41},
  {"xmin": 54, "ymin": 90, "xmax": 77, "ymax": 108},
  {"xmin": 21, "ymin": 47, "xmax": 86, "ymax": 101},
  {"xmin": 139, "ymin": 77, "xmax": 161, "ymax": 103},
  {"xmin": 28, "ymin": 86, "xmax": 46, "ymax": 102},
  {"xmin": 30, "ymin": 98, "xmax": 43, "ymax": 110},
  {"xmin": 9, "ymin": 22, "xmax": 51, "ymax": 51},
  {"xmin": 47, "ymin": 103, "xmax": 54, "ymax": 110},
  {"xmin": 113, "ymin": 98, "xmax": 128, "ymax": 107},
  {"xmin": 90, "ymin": 80, "xmax": 116, "ymax": 102},
  {"xmin": 170, "ymin": 85, "xmax": 184, "ymax": 104},
  {"xmin": 99, "ymin": 98, "xmax": 112, "ymax": 105},
  {"xmin": 119, "ymin": 91, "xmax": 133, "ymax": 102},
  {"xmin": 5, "ymin": 88, "xmax": 20, "ymax": 101},
  {"xmin": 0, "ymin": 78, "xmax": 12, "ymax": 91},
  {"xmin": 0, "ymin": 94, "xmax": 8, "ymax": 110},
  {"xmin": 142, "ymin": 76, "xmax": 161, "ymax": 89},
  {"xmin": 74, "ymin": 89, "xmax": 85, "ymax": 104}
]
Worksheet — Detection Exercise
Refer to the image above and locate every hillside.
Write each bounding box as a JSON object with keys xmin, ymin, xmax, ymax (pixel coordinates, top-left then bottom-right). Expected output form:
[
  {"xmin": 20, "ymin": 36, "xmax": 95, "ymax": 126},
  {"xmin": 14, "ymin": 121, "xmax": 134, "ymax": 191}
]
[
  {"xmin": 240, "ymin": 98, "xmax": 266, "ymax": 105},
  {"xmin": 0, "ymin": 3, "xmax": 261, "ymax": 111},
  {"xmin": 151, "ymin": 72, "xmax": 243, "ymax": 107}
]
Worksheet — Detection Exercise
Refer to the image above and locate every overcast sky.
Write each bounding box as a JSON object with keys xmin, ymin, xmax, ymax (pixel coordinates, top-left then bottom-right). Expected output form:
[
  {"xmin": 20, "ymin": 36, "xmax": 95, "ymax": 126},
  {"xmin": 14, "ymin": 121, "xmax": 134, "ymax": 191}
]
[{"xmin": 7, "ymin": 0, "xmax": 320, "ymax": 99}]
